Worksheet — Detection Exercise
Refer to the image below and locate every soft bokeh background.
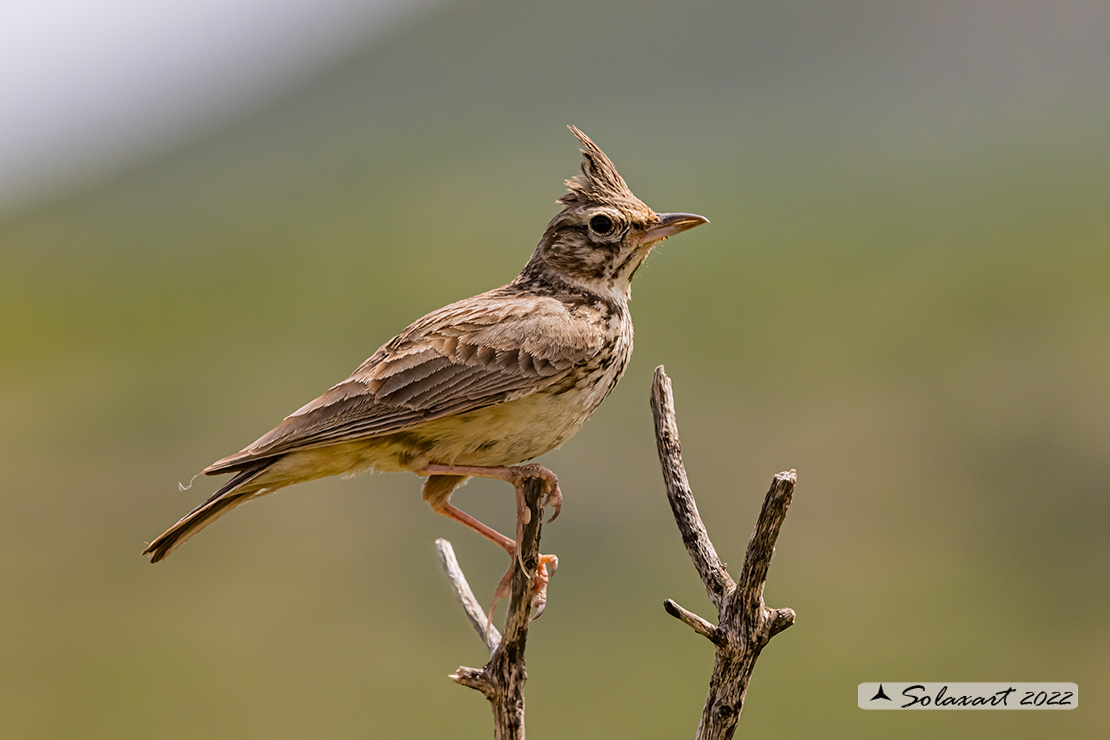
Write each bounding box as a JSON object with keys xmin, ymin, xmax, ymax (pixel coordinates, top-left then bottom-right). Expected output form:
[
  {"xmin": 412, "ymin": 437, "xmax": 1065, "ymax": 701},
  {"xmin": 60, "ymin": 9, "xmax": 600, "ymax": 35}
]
[{"xmin": 2, "ymin": 1, "xmax": 1107, "ymax": 737}]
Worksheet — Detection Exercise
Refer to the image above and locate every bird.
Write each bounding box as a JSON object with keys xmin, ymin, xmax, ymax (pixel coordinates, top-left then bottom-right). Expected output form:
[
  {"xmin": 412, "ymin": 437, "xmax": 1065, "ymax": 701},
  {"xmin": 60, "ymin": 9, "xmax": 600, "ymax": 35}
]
[{"xmin": 144, "ymin": 126, "xmax": 707, "ymax": 616}]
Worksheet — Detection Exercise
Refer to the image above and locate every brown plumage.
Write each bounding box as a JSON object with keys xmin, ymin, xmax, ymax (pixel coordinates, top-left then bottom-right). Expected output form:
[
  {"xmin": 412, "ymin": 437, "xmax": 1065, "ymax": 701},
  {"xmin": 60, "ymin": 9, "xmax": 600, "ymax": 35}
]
[{"xmin": 144, "ymin": 126, "xmax": 707, "ymax": 612}]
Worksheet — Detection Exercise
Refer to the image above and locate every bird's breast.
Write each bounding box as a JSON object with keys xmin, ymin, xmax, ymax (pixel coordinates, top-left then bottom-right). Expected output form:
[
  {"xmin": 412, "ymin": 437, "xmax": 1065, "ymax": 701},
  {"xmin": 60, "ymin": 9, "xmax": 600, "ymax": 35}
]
[{"xmin": 380, "ymin": 308, "xmax": 634, "ymax": 470}]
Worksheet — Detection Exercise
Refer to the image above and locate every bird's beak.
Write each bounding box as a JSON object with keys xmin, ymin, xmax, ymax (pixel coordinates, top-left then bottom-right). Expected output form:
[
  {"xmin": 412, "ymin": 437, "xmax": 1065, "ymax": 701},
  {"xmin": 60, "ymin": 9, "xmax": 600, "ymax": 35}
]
[{"xmin": 641, "ymin": 212, "xmax": 710, "ymax": 243}]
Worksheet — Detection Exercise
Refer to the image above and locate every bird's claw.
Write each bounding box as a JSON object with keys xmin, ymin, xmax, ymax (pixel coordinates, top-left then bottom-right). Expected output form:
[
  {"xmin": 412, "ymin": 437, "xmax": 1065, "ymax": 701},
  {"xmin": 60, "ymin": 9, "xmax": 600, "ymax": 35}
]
[
  {"xmin": 508, "ymin": 463, "xmax": 562, "ymax": 523},
  {"xmin": 509, "ymin": 463, "xmax": 562, "ymax": 572},
  {"xmin": 544, "ymin": 481, "xmax": 563, "ymax": 523},
  {"xmin": 529, "ymin": 554, "xmax": 558, "ymax": 619},
  {"xmin": 488, "ymin": 551, "xmax": 558, "ymax": 630},
  {"xmin": 485, "ymin": 462, "xmax": 562, "ymax": 631}
]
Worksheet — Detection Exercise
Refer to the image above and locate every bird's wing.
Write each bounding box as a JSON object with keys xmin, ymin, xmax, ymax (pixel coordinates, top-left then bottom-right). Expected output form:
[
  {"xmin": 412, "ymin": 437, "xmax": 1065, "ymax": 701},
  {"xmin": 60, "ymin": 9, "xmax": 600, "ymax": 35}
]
[{"xmin": 204, "ymin": 292, "xmax": 606, "ymax": 474}]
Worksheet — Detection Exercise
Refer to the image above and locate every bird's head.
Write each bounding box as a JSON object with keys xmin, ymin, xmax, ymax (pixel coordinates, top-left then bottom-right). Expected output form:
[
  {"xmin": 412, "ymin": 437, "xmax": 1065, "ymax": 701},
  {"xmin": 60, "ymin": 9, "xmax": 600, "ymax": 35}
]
[{"xmin": 523, "ymin": 126, "xmax": 708, "ymax": 301}]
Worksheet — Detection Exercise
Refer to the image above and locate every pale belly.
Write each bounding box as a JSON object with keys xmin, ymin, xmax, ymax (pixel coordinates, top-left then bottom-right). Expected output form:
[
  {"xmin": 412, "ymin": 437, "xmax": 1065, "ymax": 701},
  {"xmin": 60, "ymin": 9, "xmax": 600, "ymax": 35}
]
[{"xmin": 392, "ymin": 384, "xmax": 605, "ymax": 468}]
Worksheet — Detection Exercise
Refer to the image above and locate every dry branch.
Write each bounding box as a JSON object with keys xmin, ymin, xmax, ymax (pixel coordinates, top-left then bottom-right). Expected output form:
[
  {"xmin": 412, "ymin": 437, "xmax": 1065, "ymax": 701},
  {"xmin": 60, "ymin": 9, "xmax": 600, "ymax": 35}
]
[
  {"xmin": 651, "ymin": 365, "xmax": 797, "ymax": 740},
  {"xmin": 436, "ymin": 477, "xmax": 547, "ymax": 740},
  {"xmin": 435, "ymin": 538, "xmax": 502, "ymax": 653}
]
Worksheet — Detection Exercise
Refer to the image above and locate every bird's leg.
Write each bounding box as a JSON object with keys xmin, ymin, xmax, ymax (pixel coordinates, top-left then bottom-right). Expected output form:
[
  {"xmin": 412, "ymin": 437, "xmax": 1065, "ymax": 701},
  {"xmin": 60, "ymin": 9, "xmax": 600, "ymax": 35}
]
[
  {"xmin": 420, "ymin": 463, "xmax": 562, "ymax": 569},
  {"xmin": 420, "ymin": 472, "xmax": 520, "ymax": 558},
  {"xmin": 420, "ymin": 462, "xmax": 562, "ymax": 523},
  {"xmin": 419, "ymin": 467, "xmax": 560, "ymax": 619}
]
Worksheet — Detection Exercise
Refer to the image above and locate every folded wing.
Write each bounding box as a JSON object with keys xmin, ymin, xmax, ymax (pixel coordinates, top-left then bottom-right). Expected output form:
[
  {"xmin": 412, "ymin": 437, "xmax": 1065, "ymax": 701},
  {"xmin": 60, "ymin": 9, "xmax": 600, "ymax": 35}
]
[{"xmin": 205, "ymin": 292, "xmax": 604, "ymax": 474}]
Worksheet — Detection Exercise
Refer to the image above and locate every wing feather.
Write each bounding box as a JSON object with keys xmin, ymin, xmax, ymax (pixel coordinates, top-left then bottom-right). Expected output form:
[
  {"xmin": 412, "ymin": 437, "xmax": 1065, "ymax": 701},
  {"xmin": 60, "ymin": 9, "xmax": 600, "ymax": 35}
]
[{"xmin": 204, "ymin": 291, "xmax": 604, "ymax": 474}]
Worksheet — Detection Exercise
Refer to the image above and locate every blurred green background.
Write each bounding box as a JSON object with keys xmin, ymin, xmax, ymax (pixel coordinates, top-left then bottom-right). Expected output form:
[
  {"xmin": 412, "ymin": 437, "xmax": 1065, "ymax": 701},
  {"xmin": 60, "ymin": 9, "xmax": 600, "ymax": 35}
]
[{"xmin": 2, "ymin": 1, "xmax": 1107, "ymax": 737}]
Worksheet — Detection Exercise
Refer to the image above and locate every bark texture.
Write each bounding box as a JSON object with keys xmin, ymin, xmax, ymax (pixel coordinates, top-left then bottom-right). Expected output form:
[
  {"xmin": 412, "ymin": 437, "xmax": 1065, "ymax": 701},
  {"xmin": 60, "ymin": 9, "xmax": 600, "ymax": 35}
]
[
  {"xmin": 651, "ymin": 365, "xmax": 797, "ymax": 740},
  {"xmin": 436, "ymin": 476, "xmax": 547, "ymax": 740}
]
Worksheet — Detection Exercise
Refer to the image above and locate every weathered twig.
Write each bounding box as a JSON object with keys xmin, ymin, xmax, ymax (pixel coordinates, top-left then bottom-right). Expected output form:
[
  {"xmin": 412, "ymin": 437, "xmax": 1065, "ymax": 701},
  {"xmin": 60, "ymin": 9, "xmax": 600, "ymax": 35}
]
[
  {"xmin": 651, "ymin": 365, "xmax": 797, "ymax": 740},
  {"xmin": 436, "ymin": 477, "xmax": 547, "ymax": 740},
  {"xmin": 435, "ymin": 538, "xmax": 503, "ymax": 653}
]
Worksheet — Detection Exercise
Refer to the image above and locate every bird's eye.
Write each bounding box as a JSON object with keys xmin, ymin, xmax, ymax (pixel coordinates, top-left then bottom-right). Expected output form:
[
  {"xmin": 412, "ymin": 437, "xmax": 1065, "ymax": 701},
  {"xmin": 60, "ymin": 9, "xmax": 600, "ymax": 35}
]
[{"xmin": 589, "ymin": 214, "xmax": 615, "ymax": 236}]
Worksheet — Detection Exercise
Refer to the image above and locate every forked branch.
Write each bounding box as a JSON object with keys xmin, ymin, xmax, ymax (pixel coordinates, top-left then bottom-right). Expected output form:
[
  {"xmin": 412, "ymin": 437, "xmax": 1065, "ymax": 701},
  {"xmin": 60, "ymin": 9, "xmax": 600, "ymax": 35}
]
[
  {"xmin": 435, "ymin": 477, "xmax": 547, "ymax": 740},
  {"xmin": 651, "ymin": 365, "xmax": 797, "ymax": 740}
]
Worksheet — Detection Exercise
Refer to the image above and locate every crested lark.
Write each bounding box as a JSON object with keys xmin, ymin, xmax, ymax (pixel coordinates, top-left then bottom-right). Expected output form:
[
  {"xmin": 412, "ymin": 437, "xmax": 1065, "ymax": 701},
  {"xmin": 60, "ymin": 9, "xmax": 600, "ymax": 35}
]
[{"xmin": 145, "ymin": 126, "xmax": 707, "ymax": 614}]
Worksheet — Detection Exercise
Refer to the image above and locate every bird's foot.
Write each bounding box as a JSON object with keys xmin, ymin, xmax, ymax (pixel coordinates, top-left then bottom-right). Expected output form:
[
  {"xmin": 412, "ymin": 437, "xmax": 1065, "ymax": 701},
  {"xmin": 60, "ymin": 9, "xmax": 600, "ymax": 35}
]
[
  {"xmin": 528, "ymin": 553, "xmax": 559, "ymax": 619},
  {"xmin": 504, "ymin": 463, "xmax": 561, "ymax": 577},
  {"xmin": 488, "ymin": 551, "xmax": 559, "ymax": 630},
  {"xmin": 507, "ymin": 463, "xmax": 562, "ymax": 523}
]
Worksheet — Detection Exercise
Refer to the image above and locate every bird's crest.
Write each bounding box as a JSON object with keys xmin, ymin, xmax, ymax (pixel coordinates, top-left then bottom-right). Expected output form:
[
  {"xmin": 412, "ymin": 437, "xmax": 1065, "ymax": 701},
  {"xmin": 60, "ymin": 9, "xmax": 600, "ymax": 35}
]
[{"xmin": 559, "ymin": 126, "xmax": 638, "ymax": 207}]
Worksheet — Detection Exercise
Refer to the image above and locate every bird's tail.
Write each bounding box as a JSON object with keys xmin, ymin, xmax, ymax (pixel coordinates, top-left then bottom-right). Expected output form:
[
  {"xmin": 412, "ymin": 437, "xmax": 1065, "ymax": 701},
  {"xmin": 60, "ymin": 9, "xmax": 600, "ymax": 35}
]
[{"xmin": 144, "ymin": 460, "xmax": 275, "ymax": 563}]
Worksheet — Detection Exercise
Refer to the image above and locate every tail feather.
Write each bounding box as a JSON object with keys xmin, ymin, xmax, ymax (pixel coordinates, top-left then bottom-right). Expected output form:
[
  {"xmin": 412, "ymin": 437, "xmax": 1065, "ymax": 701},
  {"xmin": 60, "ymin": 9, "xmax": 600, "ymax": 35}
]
[{"xmin": 144, "ymin": 461, "xmax": 275, "ymax": 562}]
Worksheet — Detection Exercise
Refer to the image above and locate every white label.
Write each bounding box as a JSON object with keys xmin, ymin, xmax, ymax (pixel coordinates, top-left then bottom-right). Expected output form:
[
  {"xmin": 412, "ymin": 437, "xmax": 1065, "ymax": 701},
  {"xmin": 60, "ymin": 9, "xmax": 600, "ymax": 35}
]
[{"xmin": 858, "ymin": 683, "xmax": 1078, "ymax": 710}]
